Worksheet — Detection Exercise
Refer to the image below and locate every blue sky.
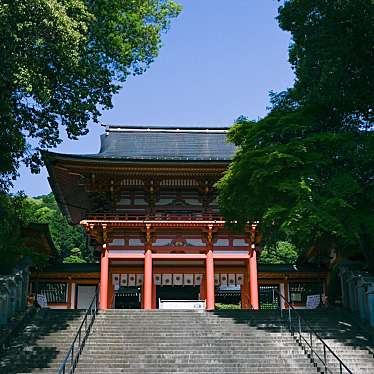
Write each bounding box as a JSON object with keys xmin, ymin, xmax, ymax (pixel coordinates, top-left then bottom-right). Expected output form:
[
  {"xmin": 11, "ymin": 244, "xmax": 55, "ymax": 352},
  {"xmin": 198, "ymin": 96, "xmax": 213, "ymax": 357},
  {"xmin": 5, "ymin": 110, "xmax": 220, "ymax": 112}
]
[{"xmin": 12, "ymin": 0, "xmax": 294, "ymax": 196}]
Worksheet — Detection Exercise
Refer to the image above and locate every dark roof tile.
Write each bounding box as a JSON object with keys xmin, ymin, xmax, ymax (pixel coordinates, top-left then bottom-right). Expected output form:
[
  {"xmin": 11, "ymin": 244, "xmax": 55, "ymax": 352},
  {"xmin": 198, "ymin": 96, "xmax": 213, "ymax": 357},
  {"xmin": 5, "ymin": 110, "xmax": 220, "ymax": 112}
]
[{"xmin": 94, "ymin": 127, "xmax": 236, "ymax": 161}]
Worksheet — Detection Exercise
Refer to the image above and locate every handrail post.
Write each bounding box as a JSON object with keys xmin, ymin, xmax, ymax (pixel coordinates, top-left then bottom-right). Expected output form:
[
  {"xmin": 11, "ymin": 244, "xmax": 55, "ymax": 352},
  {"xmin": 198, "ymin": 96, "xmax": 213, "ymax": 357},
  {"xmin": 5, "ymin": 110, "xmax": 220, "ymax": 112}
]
[
  {"xmin": 310, "ymin": 332, "xmax": 313, "ymax": 361},
  {"xmin": 298, "ymin": 316, "xmax": 301, "ymax": 341},
  {"xmin": 288, "ymin": 306, "xmax": 292, "ymax": 334}
]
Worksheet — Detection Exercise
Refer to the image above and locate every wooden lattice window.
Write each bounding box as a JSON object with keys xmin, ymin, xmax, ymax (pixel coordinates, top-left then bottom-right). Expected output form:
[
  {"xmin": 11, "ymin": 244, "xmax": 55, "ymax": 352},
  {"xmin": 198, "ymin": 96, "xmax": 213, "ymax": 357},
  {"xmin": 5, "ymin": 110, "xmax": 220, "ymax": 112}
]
[{"xmin": 33, "ymin": 282, "xmax": 67, "ymax": 304}]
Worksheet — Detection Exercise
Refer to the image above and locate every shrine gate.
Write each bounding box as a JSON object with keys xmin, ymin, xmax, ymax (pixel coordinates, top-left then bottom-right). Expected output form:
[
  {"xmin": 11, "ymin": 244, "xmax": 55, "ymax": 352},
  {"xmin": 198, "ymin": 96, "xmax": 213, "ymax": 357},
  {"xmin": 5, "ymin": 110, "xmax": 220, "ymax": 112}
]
[{"xmin": 42, "ymin": 126, "xmax": 324, "ymax": 310}]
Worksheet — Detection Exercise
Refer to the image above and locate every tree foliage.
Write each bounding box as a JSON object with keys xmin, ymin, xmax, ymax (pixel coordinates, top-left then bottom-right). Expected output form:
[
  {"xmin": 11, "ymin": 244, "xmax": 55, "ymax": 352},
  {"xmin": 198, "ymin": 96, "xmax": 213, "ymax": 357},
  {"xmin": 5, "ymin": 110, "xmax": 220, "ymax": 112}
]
[
  {"xmin": 64, "ymin": 247, "xmax": 87, "ymax": 264},
  {"xmin": 260, "ymin": 242, "xmax": 298, "ymax": 265},
  {"xmin": 0, "ymin": 192, "xmax": 91, "ymax": 273},
  {"xmin": 0, "ymin": 193, "xmax": 31, "ymax": 273},
  {"xmin": 277, "ymin": 0, "xmax": 374, "ymax": 130},
  {"xmin": 0, "ymin": 0, "xmax": 181, "ymax": 191},
  {"xmin": 218, "ymin": 0, "xmax": 374, "ymax": 269},
  {"xmin": 24, "ymin": 193, "xmax": 92, "ymax": 262}
]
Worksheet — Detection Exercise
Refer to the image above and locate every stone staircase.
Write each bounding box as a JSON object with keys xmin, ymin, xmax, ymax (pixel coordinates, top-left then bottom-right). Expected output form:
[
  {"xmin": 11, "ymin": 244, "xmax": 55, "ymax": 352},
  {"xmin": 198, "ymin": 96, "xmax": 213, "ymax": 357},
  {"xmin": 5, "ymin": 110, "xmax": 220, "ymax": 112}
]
[
  {"xmin": 2, "ymin": 307, "xmax": 374, "ymax": 373},
  {"xmin": 75, "ymin": 310, "xmax": 318, "ymax": 374},
  {"xmin": 0, "ymin": 309, "xmax": 84, "ymax": 374},
  {"xmin": 297, "ymin": 309, "xmax": 374, "ymax": 373}
]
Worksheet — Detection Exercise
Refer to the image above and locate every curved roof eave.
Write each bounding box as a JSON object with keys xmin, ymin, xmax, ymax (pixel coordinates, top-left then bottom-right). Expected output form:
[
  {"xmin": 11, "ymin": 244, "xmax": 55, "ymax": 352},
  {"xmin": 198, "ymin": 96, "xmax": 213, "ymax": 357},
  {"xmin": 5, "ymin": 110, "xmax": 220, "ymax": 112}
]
[{"xmin": 41, "ymin": 150, "xmax": 233, "ymax": 164}]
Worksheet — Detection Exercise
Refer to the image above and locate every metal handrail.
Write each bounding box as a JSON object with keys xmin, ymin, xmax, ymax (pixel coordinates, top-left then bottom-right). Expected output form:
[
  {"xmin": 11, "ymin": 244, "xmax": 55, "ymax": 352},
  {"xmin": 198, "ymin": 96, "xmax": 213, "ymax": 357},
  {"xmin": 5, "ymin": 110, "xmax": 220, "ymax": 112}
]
[
  {"xmin": 57, "ymin": 287, "xmax": 99, "ymax": 374},
  {"xmin": 274, "ymin": 289, "xmax": 353, "ymax": 374}
]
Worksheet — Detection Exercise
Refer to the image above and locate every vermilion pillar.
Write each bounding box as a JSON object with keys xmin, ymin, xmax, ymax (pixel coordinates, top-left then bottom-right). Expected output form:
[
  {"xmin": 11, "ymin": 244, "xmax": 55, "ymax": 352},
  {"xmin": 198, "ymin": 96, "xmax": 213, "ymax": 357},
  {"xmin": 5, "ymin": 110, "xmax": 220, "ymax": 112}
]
[
  {"xmin": 241, "ymin": 265, "xmax": 250, "ymax": 309},
  {"xmin": 152, "ymin": 283, "xmax": 157, "ymax": 309},
  {"xmin": 143, "ymin": 249, "xmax": 153, "ymax": 310},
  {"xmin": 100, "ymin": 244, "xmax": 109, "ymax": 310},
  {"xmin": 200, "ymin": 275, "xmax": 206, "ymax": 301},
  {"xmin": 206, "ymin": 249, "xmax": 215, "ymax": 310},
  {"xmin": 249, "ymin": 248, "xmax": 259, "ymax": 310}
]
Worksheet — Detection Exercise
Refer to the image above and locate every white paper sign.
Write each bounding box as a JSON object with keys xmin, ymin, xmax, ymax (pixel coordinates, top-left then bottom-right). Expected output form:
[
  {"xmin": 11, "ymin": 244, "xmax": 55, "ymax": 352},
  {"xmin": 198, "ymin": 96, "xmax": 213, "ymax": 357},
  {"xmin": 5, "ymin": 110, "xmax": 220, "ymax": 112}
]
[
  {"xmin": 306, "ymin": 294, "xmax": 321, "ymax": 309},
  {"xmin": 37, "ymin": 294, "xmax": 48, "ymax": 308},
  {"xmin": 159, "ymin": 300, "xmax": 206, "ymax": 310}
]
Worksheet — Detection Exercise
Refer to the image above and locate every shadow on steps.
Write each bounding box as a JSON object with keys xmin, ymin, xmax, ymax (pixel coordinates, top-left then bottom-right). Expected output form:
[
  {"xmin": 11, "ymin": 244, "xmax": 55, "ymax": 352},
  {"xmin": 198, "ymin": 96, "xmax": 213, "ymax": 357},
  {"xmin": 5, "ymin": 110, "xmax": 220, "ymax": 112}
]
[{"xmin": 0, "ymin": 309, "xmax": 84, "ymax": 374}]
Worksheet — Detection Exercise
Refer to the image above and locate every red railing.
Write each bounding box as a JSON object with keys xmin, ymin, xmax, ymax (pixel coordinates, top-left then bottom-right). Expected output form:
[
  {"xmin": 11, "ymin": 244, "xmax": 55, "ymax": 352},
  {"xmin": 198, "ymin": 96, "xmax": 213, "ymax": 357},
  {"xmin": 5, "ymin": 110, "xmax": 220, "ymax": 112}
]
[{"xmin": 85, "ymin": 212, "xmax": 225, "ymax": 222}]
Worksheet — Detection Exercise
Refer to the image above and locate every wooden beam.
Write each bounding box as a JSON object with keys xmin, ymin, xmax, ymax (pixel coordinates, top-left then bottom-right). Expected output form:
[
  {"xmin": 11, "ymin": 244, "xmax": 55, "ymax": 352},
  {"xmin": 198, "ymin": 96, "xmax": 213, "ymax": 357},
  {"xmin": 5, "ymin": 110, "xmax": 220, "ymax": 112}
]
[
  {"xmin": 108, "ymin": 253, "xmax": 145, "ymax": 259},
  {"xmin": 152, "ymin": 253, "xmax": 206, "ymax": 260},
  {"xmin": 213, "ymin": 254, "xmax": 249, "ymax": 260}
]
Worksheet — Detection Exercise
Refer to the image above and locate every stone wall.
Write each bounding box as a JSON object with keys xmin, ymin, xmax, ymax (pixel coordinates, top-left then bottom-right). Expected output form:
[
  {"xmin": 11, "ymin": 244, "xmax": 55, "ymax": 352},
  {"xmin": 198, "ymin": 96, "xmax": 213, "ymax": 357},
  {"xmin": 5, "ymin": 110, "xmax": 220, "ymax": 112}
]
[{"xmin": 0, "ymin": 266, "xmax": 29, "ymax": 325}]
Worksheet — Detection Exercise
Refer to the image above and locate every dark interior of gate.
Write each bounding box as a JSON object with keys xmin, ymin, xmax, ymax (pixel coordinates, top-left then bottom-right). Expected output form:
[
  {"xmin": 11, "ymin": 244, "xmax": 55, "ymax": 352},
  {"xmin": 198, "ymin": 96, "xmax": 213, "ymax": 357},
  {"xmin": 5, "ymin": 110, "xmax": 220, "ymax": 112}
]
[{"xmin": 114, "ymin": 287, "xmax": 286, "ymax": 310}]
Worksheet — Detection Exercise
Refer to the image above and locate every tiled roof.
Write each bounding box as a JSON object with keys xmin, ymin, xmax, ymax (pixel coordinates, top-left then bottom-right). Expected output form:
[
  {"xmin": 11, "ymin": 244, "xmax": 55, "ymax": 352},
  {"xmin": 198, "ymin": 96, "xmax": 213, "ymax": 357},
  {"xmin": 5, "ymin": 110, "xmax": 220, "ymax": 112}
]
[{"xmin": 93, "ymin": 126, "xmax": 236, "ymax": 161}]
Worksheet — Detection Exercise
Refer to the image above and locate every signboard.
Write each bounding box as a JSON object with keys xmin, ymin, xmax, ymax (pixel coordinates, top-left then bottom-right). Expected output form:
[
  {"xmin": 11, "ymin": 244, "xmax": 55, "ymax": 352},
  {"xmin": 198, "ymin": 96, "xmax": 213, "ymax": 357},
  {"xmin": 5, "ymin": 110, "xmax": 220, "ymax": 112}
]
[
  {"xmin": 159, "ymin": 300, "xmax": 206, "ymax": 310},
  {"xmin": 36, "ymin": 294, "xmax": 48, "ymax": 308},
  {"xmin": 306, "ymin": 294, "xmax": 321, "ymax": 309}
]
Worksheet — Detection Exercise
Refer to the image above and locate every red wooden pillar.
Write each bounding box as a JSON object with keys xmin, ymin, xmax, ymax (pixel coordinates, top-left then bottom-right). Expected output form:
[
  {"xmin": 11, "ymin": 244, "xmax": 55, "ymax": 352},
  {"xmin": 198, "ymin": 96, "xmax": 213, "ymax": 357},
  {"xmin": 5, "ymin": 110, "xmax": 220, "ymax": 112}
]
[
  {"xmin": 100, "ymin": 244, "xmax": 109, "ymax": 310},
  {"xmin": 152, "ymin": 283, "xmax": 157, "ymax": 309},
  {"xmin": 108, "ymin": 277, "xmax": 114, "ymax": 309},
  {"xmin": 249, "ymin": 248, "xmax": 259, "ymax": 310},
  {"xmin": 200, "ymin": 275, "xmax": 206, "ymax": 301},
  {"xmin": 143, "ymin": 249, "xmax": 153, "ymax": 310},
  {"xmin": 140, "ymin": 285, "xmax": 144, "ymax": 309},
  {"xmin": 241, "ymin": 264, "xmax": 250, "ymax": 309},
  {"xmin": 206, "ymin": 249, "xmax": 215, "ymax": 310}
]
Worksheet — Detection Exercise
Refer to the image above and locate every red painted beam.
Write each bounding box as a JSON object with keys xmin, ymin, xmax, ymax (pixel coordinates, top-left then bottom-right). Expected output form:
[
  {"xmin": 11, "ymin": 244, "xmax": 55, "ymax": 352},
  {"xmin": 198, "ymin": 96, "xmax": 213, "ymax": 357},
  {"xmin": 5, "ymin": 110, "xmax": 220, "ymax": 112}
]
[
  {"xmin": 108, "ymin": 253, "xmax": 145, "ymax": 259},
  {"xmin": 107, "ymin": 252, "xmax": 249, "ymax": 260},
  {"xmin": 152, "ymin": 253, "xmax": 206, "ymax": 260},
  {"xmin": 213, "ymin": 254, "xmax": 249, "ymax": 260},
  {"xmin": 81, "ymin": 219, "xmax": 226, "ymax": 228}
]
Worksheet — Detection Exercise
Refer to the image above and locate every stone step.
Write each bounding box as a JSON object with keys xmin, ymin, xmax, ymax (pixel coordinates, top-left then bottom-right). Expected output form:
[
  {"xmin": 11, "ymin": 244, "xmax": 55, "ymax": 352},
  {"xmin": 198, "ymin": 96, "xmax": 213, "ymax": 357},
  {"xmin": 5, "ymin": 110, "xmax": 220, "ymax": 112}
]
[
  {"xmin": 75, "ymin": 311, "xmax": 319, "ymax": 373},
  {"xmin": 5, "ymin": 308, "xmax": 374, "ymax": 374}
]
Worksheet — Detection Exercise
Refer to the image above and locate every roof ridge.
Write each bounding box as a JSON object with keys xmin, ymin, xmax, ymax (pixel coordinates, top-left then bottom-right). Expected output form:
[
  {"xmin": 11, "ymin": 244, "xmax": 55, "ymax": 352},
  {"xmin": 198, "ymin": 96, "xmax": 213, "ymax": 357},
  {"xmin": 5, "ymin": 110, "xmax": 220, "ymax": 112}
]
[{"xmin": 105, "ymin": 125, "xmax": 229, "ymax": 133}]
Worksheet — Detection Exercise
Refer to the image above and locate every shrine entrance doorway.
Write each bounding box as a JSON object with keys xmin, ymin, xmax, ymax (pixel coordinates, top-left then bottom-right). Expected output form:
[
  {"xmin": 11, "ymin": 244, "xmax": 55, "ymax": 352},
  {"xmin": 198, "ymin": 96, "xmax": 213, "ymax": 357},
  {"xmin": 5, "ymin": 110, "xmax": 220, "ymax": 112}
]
[
  {"xmin": 114, "ymin": 286, "xmax": 141, "ymax": 309},
  {"xmin": 156, "ymin": 285, "xmax": 200, "ymax": 308}
]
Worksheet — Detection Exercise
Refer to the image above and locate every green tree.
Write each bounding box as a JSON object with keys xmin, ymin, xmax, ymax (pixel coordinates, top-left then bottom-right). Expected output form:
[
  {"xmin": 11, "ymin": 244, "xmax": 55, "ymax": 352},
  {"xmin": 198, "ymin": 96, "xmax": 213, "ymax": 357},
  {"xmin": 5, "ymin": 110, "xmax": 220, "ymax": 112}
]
[
  {"xmin": 260, "ymin": 242, "xmax": 298, "ymax": 265},
  {"xmin": 218, "ymin": 0, "xmax": 374, "ymax": 270},
  {"xmin": 0, "ymin": 193, "xmax": 48, "ymax": 273},
  {"xmin": 0, "ymin": 0, "xmax": 181, "ymax": 190},
  {"xmin": 64, "ymin": 247, "xmax": 86, "ymax": 264},
  {"xmin": 277, "ymin": 0, "xmax": 374, "ymax": 130},
  {"xmin": 218, "ymin": 113, "xmax": 373, "ymax": 268},
  {"xmin": 25, "ymin": 193, "xmax": 91, "ymax": 262}
]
